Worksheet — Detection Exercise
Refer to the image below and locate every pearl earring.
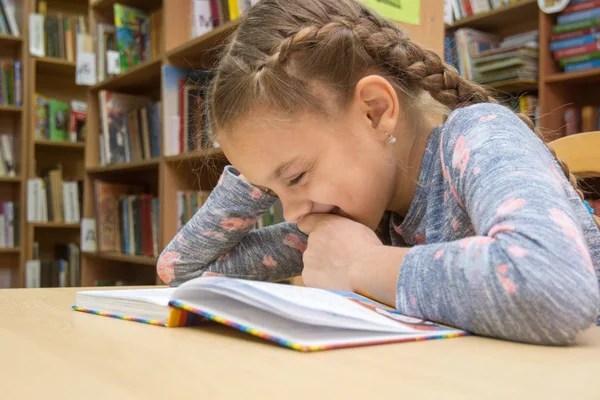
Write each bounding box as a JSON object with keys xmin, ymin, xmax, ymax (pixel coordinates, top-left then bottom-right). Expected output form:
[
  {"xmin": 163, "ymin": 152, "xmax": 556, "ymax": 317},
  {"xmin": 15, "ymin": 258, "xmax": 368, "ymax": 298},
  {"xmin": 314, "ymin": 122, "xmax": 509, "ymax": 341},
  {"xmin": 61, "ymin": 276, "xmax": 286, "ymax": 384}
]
[{"xmin": 385, "ymin": 132, "xmax": 397, "ymax": 144}]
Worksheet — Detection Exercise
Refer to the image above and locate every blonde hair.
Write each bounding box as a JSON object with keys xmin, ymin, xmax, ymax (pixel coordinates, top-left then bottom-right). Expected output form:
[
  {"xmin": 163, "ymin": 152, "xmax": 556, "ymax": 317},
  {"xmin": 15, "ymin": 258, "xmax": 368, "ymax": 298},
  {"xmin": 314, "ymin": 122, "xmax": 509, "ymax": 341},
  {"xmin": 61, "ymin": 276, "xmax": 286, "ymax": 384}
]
[{"xmin": 208, "ymin": 0, "xmax": 600, "ymax": 228}]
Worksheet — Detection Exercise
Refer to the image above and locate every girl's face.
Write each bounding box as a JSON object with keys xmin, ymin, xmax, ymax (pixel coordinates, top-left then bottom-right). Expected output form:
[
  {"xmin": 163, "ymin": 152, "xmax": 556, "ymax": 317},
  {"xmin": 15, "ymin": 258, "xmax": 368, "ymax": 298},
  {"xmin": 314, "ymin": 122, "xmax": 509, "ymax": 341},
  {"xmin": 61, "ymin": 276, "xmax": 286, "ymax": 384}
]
[{"xmin": 219, "ymin": 97, "xmax": 399, "ymax": 230}]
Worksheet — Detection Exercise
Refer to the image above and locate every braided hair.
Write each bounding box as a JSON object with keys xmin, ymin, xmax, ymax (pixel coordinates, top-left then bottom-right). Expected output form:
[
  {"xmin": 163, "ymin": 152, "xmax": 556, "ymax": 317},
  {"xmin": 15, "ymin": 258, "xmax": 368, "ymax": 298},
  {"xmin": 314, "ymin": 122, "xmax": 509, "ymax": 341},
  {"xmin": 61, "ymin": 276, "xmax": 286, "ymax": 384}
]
[{"xmin": 208, "ymin": 0, "xmax": 600, "ymax": 228}]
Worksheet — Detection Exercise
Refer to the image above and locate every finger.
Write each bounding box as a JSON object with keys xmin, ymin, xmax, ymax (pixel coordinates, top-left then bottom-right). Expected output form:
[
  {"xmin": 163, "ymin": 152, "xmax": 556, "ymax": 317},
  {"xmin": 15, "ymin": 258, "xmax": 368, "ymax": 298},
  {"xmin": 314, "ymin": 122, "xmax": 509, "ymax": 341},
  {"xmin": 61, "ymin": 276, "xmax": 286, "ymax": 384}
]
[{"xmin": 297, "ymin": 213, "xmax": 338, "ymax": 234}]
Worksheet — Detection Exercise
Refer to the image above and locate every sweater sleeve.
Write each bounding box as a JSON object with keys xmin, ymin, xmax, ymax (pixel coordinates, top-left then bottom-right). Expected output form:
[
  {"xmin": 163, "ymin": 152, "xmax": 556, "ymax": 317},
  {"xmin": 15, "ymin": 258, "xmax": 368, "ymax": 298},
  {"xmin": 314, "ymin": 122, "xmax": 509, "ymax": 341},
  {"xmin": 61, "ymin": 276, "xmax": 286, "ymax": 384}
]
[
  {"xmin": 157, "ymin": 166, "xmax": 306, "ymax": 286},
  {"xmin": 396, "ymin": 104, "xmax": 600, "ymax": 345}
]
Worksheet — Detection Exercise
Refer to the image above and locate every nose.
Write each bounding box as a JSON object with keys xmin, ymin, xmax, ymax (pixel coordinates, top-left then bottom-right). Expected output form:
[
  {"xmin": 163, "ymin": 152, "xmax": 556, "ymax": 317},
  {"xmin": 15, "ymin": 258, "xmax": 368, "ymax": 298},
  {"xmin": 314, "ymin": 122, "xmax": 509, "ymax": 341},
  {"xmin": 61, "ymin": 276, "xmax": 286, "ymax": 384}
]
[{"xmin": 281, "ymin": 196, "xmax": 313, "ymax": 224}]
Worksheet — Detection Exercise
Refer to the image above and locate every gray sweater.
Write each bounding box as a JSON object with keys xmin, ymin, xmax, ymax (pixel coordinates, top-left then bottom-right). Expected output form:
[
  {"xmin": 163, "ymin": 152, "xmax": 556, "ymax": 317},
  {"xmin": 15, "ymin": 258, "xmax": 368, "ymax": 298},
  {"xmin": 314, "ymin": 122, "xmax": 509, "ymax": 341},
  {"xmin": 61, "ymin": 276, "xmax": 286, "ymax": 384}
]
[{"xmin": 158, "ymin": 103, "xmax": 600, "ymax": 345}]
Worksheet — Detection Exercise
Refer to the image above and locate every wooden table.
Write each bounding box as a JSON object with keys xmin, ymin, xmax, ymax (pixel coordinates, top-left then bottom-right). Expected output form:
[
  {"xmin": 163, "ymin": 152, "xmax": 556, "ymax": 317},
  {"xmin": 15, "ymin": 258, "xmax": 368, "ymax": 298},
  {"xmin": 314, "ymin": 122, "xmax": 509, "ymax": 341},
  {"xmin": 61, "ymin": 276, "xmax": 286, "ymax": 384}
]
[{"xmin": 1, "ymin": 288, "xmax": 599, "ymax": 399}]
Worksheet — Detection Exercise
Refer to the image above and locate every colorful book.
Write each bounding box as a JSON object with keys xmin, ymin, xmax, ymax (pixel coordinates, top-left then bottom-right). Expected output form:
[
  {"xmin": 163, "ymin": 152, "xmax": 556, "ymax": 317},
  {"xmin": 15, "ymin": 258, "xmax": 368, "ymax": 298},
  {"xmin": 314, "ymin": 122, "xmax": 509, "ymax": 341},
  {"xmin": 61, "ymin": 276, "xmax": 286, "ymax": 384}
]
[
  {"xmin": 550, "ymin": 32, "xmax": 600, "ymax": 51},
  {"xmin": 114, "ymin": 4, "xmax": 149, "ymax": 73},
  {"xmin": 35, "ymin": 94, "xmax": 49, "ymax": 140},
  {"xmin": 564, "ymin": 57, "xmax": 600, "ymax": 72},
  {"xmin": 552, "ymin": 17, "xmax": 600, "ymax": 34},
  {"xmin": 554, "ymin": 41, "xmax": 600, "ymax": 59},
  {"xmin": 73, "ymin": 277, "xmax": 466, "ymax": 352},
  {"xmin": 558, "ymin": 7, "xmax": 600, "ymax": 25},
  {"xmin": 559, "ymin": 50, "xmax": 600, "ymax": 66},
  {"xmin": 48, "ymin": 99, "xmax": 69, "ymax": 141}
]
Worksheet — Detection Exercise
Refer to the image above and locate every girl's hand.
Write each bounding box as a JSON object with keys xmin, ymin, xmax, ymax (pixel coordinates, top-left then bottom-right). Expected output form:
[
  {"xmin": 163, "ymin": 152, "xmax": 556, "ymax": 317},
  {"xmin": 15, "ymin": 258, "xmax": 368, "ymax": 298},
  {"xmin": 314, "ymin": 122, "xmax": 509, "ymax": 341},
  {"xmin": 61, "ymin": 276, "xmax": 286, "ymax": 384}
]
[
  {"xmin": 297, "ymin": 214, "xmax": 383, "ymax": 291},
  {"xmin": 298, "ymin": 214, "xmax": 409, "ymax": 307}
]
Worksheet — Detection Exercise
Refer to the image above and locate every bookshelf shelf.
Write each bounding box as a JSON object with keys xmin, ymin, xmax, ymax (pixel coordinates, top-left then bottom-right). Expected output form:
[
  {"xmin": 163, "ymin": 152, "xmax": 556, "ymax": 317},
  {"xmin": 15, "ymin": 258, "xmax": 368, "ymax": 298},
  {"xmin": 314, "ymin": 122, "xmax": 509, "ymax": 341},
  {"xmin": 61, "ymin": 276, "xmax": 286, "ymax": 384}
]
[
  {"xmin": 0, "ymin": 34, "xmax": 22, "ymax": 44},
  {"xmin": 35, "ymin": 57, "xmax": 77, "ymax": 77},
  {"xmin": 31, "ymin": 223, "xmax": 81, "ymax": 229},
  {"xmin": 35, "ymin": 140, "xmax": 85, "ymax": 150},
  {"xmin": 0, "ymin": 176, "xmax": 21, "ymax": 183},
  {"xmin": 446, "ymin": 0, "xmax": 538, "ymax": 32},
  {"xmin": 544, "ymin": 69, "xmax": 600, "ymax": 85},
  {"xmin": 87, "ymin": 159, "xmax": 161, "ymax": 174},
  {"xmin": 0, "ymin": 247, "xmax": 20, "ymax": 253},
  {"xmin": 487, "ymin": 78, "xmax": 539, "ymax": 95},
  {"xmin": 0, "ymin": 105, "xmax": 22, "ymax": 112},
  {"xmin": 164, "ymin": 149, "xmax": 225, "ymax": 163},
  {"xmin": 91, "ymin": 0, "xmax": 162, "ymax": 13},
  {"xmin": 91, "ymin": 57, "xmax": 162, "ymax": 93},
  {"xmin": 166, "ymin": 21, "xmax": 239, "ymax": 65},
  {"xmin": 85, "ymin": 251, "xmax": 157, "ymax": 266}
]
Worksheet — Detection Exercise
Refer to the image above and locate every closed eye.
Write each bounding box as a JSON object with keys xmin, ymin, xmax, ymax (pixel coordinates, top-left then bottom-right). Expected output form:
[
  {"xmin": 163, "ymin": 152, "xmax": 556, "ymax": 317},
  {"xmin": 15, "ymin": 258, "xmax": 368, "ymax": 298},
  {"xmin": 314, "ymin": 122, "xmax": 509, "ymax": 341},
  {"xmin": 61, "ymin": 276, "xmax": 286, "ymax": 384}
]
[{"xmin": 287, "ymin": 172, "xmax": 306, "ymax": 187}]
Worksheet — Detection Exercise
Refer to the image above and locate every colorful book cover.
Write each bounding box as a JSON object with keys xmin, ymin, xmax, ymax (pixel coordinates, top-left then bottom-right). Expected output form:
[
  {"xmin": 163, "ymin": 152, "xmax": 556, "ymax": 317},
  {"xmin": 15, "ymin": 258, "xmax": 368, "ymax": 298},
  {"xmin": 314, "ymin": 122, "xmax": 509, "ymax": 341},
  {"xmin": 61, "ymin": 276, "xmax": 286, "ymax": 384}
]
[
  {"xmin": 114, "ymin": 3, "xmax": 149, "ymax": 72},
  {"xmin": 558, "ymin": 7, "xmax": 600, "ymax": 25},
  {"xmin": 161, "ymin": 66, "xmax": 194, "ymax": 156},
  {"xmin": 48, "ymin": 98, "xmax": 69, "ymax": 141},
  {"xmin": 35, "ymin": 94, "xmax": 49, "ymax": 140},
  {"xmin": 552, "ymin": 17, "xmax": 600, "ymax": 34}
]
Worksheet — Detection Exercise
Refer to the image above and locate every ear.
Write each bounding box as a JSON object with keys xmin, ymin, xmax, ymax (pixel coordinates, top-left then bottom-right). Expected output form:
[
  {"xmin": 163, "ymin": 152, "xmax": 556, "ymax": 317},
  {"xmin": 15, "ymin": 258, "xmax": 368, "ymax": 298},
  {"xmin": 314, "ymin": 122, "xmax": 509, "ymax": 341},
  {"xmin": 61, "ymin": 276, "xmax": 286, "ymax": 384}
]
[{"xmin": 353, "ymin": 75, "xmax": 399, "ymax": 134}]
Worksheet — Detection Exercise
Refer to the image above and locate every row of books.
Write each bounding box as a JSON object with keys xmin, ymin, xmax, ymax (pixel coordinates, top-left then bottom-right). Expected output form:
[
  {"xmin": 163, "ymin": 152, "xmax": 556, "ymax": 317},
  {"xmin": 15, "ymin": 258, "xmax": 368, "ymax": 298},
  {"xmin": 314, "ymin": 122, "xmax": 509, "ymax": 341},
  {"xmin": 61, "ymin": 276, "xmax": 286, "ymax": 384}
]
[
  {"xmin": 564, "ymin": 104, "xmax": 600, "ymax": 136},
  {"xmin": 162, "ymin": 66, "xmax": 217, "ymax": 156},
  {"xmin": 190, "ymin": 0, "xmax": 256, "ymax": 39},
  {"xmin": 25, "ymin": 242, "xmax": 81, "ymax": 288},
  {"xmin": 98, "ymin": 91, "xmax": 161, "ymax": 166},
  {"xmin": 0, "ymin": 201, "xmax": 19, "ymax": 248},
  {"xmin": 445, "ymin": 28, "xmax": 538, "ymax": 86},
  {"xmin": 95, "ymin": 4, "xmax": 163, "ymax": 82},
  {"xmin": 177, "ymin": 190, "xmax": 211, "ymax": 230},
  {"xmin": 26, "ymin": 173, "xmax": 82, "ymax": 224},
  {"xmin": 35, "ymin": 95, "xmax": 87, "ymax": 142},
  {"xmin": 0, "ymin": 60, "xmax": 22, "ymax": 106},
  {"xmin": 0, "ymin": 134, "xmax": 15, "ymax": 177},
  {"xmin": 550, "ymin": 1, "xmax": 600, "ymax": 73},
  {"xmin": 445, "ymin": 0, "xmax": 526, "ymax": 24},
  {"xmin": 0, "ymin": 0, "xmax": 19, "ymax": 36},
  {"xmin": 94, "ymin": 181, "xmax": 159, "ymax": 257},
  {"xmin": 29, "ymin": 0, "xmax": 88, "ymax": 61}
]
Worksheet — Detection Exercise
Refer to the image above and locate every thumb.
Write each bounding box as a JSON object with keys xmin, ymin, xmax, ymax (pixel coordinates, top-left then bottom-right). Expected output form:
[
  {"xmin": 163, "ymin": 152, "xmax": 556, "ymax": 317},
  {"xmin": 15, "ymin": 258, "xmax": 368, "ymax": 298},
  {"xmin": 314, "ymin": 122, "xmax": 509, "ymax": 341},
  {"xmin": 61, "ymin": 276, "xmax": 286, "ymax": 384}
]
[{"xmin": 297, "ymin": 213, "xmax": 337, "ymax": 234}]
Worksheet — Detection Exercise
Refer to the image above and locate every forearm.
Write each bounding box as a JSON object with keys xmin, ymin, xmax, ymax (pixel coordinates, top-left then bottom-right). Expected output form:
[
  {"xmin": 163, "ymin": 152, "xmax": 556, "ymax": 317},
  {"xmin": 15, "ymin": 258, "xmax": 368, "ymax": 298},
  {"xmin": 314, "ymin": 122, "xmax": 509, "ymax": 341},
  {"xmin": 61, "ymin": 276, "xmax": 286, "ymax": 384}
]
[{"xmin": 350, "ymin": 245, "xmax": 409, "ymax": 308}]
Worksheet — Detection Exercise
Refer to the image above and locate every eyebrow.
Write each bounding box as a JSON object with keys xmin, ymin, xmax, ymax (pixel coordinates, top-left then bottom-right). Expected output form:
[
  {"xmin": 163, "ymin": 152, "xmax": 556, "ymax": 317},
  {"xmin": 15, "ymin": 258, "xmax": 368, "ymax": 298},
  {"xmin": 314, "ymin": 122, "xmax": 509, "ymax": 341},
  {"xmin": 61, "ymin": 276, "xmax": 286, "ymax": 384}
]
[{"xmin": 272, "ymin": 157, "xmax": 300, "ymax": 180}]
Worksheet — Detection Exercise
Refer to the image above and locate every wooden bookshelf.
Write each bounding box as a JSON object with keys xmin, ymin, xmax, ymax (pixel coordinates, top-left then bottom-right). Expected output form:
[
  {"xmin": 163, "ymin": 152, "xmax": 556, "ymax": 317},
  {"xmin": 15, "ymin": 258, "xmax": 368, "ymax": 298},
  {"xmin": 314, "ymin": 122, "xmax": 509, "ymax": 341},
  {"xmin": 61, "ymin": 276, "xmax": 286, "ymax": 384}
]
[
  {"xmin": 86, "ymin": 251, "xmax": 157, "ymax": 266},
  {"xmin": 87, "ymin": 159, "xmax": 160, "ymax": 174},
  {"xmin": 0, "ymin": 176, "xmax": 22, "ymax": 183},
  {"xmin": 20, "ymin": 0, "xmax": 90, "ymax": 288},
  {"xmin": 447, "ymin": 0, "xmax": 538, "ymax": 34},
  {"xmin": 0, "ymin": 105, "xmax": 23, "ymax": 112},
  {"xmin": 0, "ymin": 34, "xmax": 23, "ymax": 45}
]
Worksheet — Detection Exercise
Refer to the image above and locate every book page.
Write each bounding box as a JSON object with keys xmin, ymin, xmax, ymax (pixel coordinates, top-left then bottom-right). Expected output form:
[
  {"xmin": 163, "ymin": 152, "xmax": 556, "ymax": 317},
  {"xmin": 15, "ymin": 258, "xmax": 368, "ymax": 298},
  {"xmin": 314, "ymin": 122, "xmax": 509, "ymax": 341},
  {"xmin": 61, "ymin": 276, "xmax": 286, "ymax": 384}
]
[
  {"xmin": 179, "ymin": 278, "xmax": 423, "ymax": 333},
  {"xmin": 77, "ymin": 288, "xmax": 175, "ymax": 306}
]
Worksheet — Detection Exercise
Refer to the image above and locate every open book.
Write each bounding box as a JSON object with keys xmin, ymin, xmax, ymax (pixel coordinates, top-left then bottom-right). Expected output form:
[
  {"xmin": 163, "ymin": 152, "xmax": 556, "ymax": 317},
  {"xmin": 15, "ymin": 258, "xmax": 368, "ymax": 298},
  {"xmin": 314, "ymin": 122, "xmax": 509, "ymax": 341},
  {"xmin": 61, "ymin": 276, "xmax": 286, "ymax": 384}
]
[{"xmin": 74, "ymin": 277, "xmax": 466, "ymax": 351}]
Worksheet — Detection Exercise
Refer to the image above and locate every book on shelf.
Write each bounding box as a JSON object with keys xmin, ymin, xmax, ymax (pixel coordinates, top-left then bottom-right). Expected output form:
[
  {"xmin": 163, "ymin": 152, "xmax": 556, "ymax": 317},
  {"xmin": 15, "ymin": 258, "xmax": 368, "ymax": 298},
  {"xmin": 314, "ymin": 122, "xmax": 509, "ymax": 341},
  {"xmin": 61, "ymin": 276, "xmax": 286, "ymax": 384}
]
[
  {"xmin": 94, "ymin": 181, "xmax": 158, "ymax": 257},
  {"xmin": 445, "ymin": 28, "xmax": 539, "ymax": 86},
  {"xmin": 73, "ymin": 276, "xmax": 466, "ymax": 351},
  {"xmin": 552, "ymin": 5, "xmax": 600, "ymax": 72},
  {"xmin": 0, "ymin": 0, "xmax": 20, "ymax": 36},
  {"xmin": 25, "ymin": 242, "xmax": 81, "ymax": 288},
  {"xmin": 0, "ymin": 134, "xmax": 16, "ymax": 177},
  {"xmin": 177, "ymin": 190, "xmax": 211, "ymax": 230},
  {"xmin": 26, "ymin": 173, "xmax": 81, "ymax": 224},
  {"xmin": 563, "ymin": 104, "xmax": 600, "ymax": 136},
  {"xmin": 0, "ymin": 60, "xmax": 21, "ymax": 106},
  {"xmin": 0, "ymin": 201, "xmax": 19, "ymax": 248},
  {"xmin": 34, "ymin": 94, "xmax": 87, "ymax": 142},
  {"xmin": 98, "ymin": 90, "xmax": 160, "ymax": 166},
  {"xmin": 190, "ymin": 0, "xmax": 256, "ymax": 39},
  {"xmin": 161, "ymin": 66, "xmax": 217, "ymax": 156},
  {"xmin": 0, "ymin": 268, "xmax": 11, "ymax": 289},
  {"xmin": 446, "ymin": 0, "xmax": 530, "ymax": 24},
  {"xmin": 502, "ymin": 94, "xmax": 539, "ymax": 126},
  {"xmin": 29, "ymin": 1, "xmax": 88, "ymax": 61}
]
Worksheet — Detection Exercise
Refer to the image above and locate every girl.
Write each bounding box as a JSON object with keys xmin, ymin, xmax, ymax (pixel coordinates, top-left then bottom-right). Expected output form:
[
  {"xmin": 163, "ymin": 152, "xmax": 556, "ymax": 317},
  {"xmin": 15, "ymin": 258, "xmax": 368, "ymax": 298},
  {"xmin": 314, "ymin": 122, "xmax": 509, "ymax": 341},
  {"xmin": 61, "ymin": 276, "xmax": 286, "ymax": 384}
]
[{"xmin": 158, "ymin": 0, "xmax": 600, "ymax": 345}]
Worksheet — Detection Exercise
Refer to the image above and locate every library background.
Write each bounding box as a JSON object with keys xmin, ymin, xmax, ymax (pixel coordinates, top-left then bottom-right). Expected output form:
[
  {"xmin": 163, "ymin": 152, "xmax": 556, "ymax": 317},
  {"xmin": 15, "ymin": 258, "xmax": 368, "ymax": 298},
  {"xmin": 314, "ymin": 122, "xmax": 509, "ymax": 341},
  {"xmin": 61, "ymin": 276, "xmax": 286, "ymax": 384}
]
[{"xmin": 0, "ymin": 0, "xmax": 598, "ymax": 289}]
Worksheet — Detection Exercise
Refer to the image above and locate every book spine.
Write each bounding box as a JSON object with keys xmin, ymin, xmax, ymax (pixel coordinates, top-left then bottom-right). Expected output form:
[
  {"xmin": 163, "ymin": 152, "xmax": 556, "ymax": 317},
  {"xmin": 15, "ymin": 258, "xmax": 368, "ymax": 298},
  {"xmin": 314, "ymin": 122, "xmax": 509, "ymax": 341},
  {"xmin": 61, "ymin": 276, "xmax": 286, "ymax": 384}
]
[
  {"xmin": 121, "ymin": 197, "xmax": 129, "ymax": 255},
  {"xmin": 560, "ymin": 49, "xmax": 600, "ymax": 66},
  {"xmin": 561, "ymin": 0, "xmax": 600, "ymax": 14},
  {"xmin": 554, "ymin": 42, "xmax": 600, "ymax": 59},
  {"xmin": 558, "ymin": 7, "xmax": 600, "ymax": 25},
  {"xmin": 564, "ymin": 57, "xmax": 600, "ymax": 72},
  {"xmin": 550, "ymin": 32, "xmax": 600, "ymax": 51},
  {"xmin": 553, "ymin": 17, "xmax": 600, "ymax": 33},
  {"xmin": 564, "ymin": 107, "xmax": 581, "ymax": 136},
  {"xmin": 551, "ymin": 27, "xmax": 594, "ymax": 42}
]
